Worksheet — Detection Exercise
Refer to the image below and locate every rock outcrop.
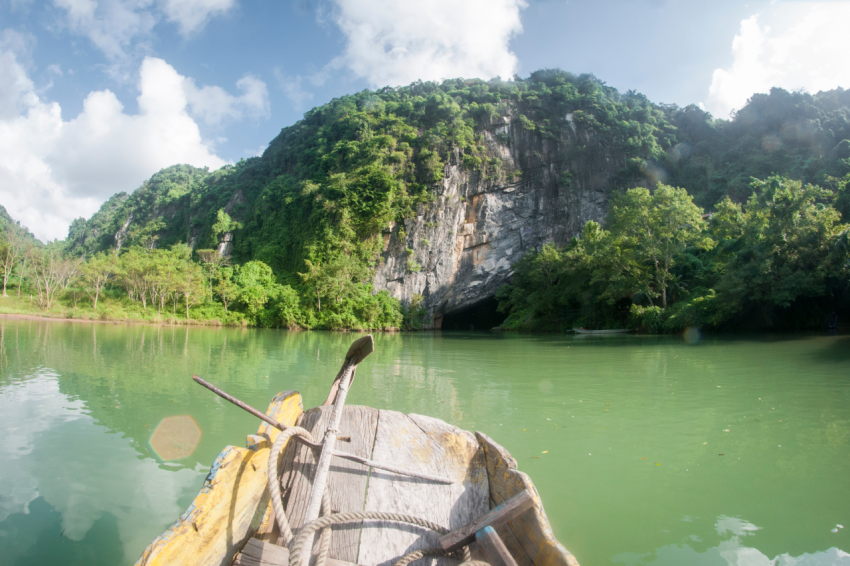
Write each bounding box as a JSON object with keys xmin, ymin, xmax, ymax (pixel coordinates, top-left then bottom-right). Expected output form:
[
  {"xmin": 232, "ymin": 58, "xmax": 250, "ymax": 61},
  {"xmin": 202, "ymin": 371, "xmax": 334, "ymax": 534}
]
[{"xmin": 373, "ymin": 115, "xmax": 630, "ymax": 327}]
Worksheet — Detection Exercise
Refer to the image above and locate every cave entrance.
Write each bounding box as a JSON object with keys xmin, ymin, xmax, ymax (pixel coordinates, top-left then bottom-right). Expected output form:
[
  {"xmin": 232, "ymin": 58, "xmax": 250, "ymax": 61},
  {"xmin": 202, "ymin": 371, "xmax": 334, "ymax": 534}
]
[{"xmin": 440, "ymin": 296, "xmax": 505, "ymax": 331}]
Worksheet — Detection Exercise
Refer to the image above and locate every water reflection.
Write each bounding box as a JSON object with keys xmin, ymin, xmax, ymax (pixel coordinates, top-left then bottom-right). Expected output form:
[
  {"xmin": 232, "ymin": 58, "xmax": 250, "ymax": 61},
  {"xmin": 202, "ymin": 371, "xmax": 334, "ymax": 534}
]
[
  {"xmin": 0, "ymin": 372, "xmax": 203, "ymax": 564},
  {"xmin": 0, "ymin": 497, "xmax": 123, "ymax": 565},
  {"xmin": 614, "ymin": 517, "xmax": 850, "ymax": 566}
]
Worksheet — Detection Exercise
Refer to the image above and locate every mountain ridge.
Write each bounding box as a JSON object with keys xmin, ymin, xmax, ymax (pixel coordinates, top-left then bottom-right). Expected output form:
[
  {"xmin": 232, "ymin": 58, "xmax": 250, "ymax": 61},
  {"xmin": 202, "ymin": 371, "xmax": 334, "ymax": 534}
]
[{"xmin": 45, "ymin": 70, "xmax": 850, "ymax": 324}]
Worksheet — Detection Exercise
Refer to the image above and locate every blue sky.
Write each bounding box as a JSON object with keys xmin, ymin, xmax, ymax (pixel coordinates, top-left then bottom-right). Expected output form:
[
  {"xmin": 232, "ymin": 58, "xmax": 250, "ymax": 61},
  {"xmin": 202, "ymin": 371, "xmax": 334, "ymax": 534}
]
[{"xmin": 2, "ymin": 0, "xmax": 849, "ymax": 241}]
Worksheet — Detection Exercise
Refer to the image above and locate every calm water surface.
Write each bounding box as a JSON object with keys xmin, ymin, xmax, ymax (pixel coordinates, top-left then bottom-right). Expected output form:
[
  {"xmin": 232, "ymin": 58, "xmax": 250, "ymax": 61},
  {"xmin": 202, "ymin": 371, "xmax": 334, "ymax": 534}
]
[{"xmin": 0, "ymin": 319, "xmax": 849, "ymax": 565}]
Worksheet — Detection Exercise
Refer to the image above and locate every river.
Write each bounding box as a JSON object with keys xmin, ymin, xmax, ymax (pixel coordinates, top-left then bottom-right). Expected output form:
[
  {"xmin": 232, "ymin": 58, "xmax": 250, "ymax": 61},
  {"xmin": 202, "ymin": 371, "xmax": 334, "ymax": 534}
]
[{"xmin": 0, "ymin": 319, "xmax": 848, "ymax": 565}]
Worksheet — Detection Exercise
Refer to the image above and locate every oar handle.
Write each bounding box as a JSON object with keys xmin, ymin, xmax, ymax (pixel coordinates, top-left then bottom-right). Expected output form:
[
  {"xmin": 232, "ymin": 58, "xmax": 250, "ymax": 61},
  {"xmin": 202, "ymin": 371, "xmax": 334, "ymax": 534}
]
[{"xmin": 192, "ymin": 375, "xmax": 285, "ymax": 430}]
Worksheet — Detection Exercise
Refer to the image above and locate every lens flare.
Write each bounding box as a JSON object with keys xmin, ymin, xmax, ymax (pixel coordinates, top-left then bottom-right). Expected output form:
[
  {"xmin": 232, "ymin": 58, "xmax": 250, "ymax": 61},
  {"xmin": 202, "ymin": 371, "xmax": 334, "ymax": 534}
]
[
  {"xmin": 150, "ymin": 415, "xmax": 202, "ymax": 461},
  {"xmin": 761, "ymin": 134, "xmax": 783, "ymax": 153},
  {"xmin": 683, "ymin": 327, "xmax": 701, "ymax": 345},
  {"xmin": 668, "ymin": 142, "xmax": 693, "ymax": 163},
  {"xmin": 640, "ymin": 160, "xmax": 669, "ymax": 184}
]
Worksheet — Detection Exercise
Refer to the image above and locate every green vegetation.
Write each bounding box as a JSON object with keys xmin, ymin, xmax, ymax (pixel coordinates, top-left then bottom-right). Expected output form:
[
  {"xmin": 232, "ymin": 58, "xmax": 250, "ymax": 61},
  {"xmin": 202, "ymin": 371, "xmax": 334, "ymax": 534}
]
[
  {"xmin": 497, "ymin": 176, "xmax": 850, "ymax": 332},
  {"xmin": 0, "ymin": 237, "xmax": 402, "ymax": 329},
  {"xmin": 53, "ymin": 72, "xmax": 681, "ymax": 329},
  {"xmin": 663, "ymin": 87, "xmax": 850, "ymax": 207},
  {"xmin": 7, "ymin": 70, "xmax": 850, "ymax": 331}
]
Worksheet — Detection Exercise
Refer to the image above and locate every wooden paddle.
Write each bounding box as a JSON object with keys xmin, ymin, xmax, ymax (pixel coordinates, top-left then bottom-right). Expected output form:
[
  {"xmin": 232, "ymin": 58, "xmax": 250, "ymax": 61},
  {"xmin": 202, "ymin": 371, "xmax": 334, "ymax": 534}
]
[
  {"xmin": 303, "ymin": 334, "xmax": 374, "ymax": 524},
  {"xmin": 320, "ymin": 334, "xmax": 374, "ymax": 406}
]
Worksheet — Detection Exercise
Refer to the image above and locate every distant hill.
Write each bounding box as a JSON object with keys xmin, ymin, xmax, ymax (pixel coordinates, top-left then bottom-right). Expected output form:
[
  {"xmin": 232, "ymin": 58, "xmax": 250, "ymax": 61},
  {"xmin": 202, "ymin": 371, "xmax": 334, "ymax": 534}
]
[
  {"xmin": 665, "ymin": 86, "xmax": 850, "ymax": 206},
  {"xmin": 0, "ymin": 205, "xmax": 42, "ymax": 246},
  {"xmin": 63, "ymin": 71, "xmax": 850, "ymax": 321}
]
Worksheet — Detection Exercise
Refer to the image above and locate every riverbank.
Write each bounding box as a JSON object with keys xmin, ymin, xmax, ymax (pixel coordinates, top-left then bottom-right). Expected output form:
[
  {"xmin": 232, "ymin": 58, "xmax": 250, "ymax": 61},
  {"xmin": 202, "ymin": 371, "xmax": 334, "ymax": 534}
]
[
  {"xmin": 0, "ymin": 295, "xmax": 245, "ymax": 328},
  {"xmin": 0, "ymin": 296, "xmax": 404, "ymax": 331}
]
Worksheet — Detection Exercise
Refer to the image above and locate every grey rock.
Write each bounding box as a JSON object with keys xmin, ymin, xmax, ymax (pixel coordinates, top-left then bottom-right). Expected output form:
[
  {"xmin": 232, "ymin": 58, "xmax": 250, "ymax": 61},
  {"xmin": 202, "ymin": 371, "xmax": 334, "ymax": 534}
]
[{"xmin": 373, "ymin": 114, "xmax": 631, "ymax": 327}]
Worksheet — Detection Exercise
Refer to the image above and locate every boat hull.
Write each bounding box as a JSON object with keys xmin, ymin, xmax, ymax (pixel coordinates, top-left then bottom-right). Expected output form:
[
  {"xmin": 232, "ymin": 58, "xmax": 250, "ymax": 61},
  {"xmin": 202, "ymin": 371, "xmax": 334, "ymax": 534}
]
[
  {"xmin": 136, "ymin": 391, "xmax": 304, "ymax": 566},
  {"xmin": 136, "ymin": 392, "xmax": 579, "ymax": 566}
]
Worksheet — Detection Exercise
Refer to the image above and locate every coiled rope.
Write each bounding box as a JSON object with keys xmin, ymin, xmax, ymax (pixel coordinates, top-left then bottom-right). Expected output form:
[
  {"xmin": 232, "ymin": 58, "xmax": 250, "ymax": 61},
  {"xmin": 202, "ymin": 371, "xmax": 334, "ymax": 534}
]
[
  {"xmin": 267, "ymin": 426, "xmax": 314, "ymax": 546},
  {"xmin": 267, "ymin": 427, "xmax": 474, "ymax": 566}
]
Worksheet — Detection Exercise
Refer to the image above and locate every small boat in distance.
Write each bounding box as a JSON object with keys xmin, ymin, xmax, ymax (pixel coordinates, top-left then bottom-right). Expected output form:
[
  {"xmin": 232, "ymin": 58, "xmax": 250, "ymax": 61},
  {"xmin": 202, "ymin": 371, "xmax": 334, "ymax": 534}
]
[
  {"xmin": 136, "ymin": 335, "xmax": 580, "ymax": 566},
  {"xmin": 572, "ymin": 328, "xmax": 632, "ymax": 335}
]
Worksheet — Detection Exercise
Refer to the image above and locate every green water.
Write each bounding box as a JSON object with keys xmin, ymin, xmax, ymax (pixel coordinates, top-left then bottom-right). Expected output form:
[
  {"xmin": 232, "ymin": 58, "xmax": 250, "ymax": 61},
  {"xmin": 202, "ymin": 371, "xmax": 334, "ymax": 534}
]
[{"xmin": 0, "ymin": 319, "xmax": 849, "ymax": 565}]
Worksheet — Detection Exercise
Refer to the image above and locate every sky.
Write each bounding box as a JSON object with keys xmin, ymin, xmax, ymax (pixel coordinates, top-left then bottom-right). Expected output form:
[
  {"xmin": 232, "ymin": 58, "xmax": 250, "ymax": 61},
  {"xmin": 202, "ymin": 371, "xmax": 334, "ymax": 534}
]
[{"xmin": 1, "ymin": 0, "xmax": 849, "ymax": 242}]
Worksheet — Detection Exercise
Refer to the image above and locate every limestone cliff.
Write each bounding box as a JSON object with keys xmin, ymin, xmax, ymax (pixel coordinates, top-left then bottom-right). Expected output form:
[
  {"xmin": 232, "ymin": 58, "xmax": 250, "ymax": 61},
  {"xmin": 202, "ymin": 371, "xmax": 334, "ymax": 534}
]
[{"xmin": 374, "ymin": 114, "xmax": 629, "ymax": 327}]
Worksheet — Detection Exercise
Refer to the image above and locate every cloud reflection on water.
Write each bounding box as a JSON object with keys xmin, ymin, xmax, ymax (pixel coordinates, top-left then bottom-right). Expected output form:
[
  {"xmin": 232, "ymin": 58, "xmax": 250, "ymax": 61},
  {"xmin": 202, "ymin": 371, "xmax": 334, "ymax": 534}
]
[
  {"xmin": 0, "ymin": 372, "xmax": 204, "ymax": 563},
  {"xmin": 614, "ymin": 516, "xmax": 850, "ymax": 566}
]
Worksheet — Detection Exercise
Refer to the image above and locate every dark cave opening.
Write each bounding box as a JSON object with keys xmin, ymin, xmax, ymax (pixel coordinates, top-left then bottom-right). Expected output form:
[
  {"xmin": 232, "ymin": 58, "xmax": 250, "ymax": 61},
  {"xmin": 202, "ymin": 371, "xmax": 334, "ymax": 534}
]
[{"xmin": 439, "ymin": 296, "xmax": 505, "ymax": 331}]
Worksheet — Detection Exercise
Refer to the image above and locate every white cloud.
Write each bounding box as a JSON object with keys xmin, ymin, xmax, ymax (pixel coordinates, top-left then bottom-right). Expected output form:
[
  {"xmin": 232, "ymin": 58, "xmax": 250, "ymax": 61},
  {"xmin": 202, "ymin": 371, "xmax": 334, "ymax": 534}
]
[
  {"xmin": 706, "ymin": 3, "xmax": 850, "ymax": 119},
  {"xmin": 53, "ymin": 0, "xmax": 158, "ymax": 64},
  {"xmin": 0, "ymin": 51, "xmax": 269, "ymax": 242},
  {"xmin": 160, "ymin": 0, "xmax": 235, "ymax": 35},
  {"xmin": 52, "ymin": 0, "xmax": 235, "ymax": 64},
  {"xmin": 274, "ymin": 68, "xmax": 314, "ymax": 111},
  {"xmin": 328, "ymin": 0, "xmax": 526, "ymax": 88},
  {"xmin": 0, "ymin": 33, "xmax": 38, "ymax": 119},
  {"xmin": 183, "ymin": 73, "xmax": 269, "ymax": 125}
]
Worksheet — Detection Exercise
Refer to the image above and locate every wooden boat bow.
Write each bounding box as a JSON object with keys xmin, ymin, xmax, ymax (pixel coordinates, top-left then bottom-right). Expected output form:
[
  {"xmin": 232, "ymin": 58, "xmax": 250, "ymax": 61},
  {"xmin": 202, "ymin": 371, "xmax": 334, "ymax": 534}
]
[{"xmin": 137, "ymin": 336, "xmax": 580, "ymax": 566}]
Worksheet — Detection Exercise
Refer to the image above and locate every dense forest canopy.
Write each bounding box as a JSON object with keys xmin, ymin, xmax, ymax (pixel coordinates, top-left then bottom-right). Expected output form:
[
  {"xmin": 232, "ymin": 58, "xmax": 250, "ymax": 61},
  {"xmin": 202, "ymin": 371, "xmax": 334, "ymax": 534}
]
[
  {"xmin": 66, "ymin": 72, "xmax": 850, "ymax": 264},
  {"xmin": 3, "ymin": 69, "xmax": 850, "ymax": 331},
  {"xmin": 497, "ymin": 177, "xmax": 850, "ymax": 332}
]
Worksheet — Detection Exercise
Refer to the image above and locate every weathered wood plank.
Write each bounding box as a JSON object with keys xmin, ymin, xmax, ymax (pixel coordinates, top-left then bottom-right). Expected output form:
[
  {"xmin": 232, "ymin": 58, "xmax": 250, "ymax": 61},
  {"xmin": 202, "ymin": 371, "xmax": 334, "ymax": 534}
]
[
  {"xmin": 241, "ymin": 538, "xmax": 290, "ymax": 563},
  {"xmin": 233, "ymin": 538, "xmax": 365, "ymax": 566},
  {"xmin": 476, "ymin": 432, "xmax": 580, "ymax": 566},
  {"xmin": 476, "ymin": 526, "xmax": 519, "ymax": 566},
  {"xmin": 234, "ymin": 538, "xmax": 290, "ymax": 566},
  {"xmin": 280, "ymin": 405, "xmax": 379, "ymax": 563},
  {"xmin": 439, "ymin": 490, "xmax": 533, "ymax": 552},
  {"xmin": 233, "ymin": 553, "xmax": 270, "ymax": 566},
  {"xmin": 357, "ymin": 411, "xmax": 489, "ymax": 566},
  {"xmin": 135, "ymin": 391, "xmax": 304, "ymax": 566}
]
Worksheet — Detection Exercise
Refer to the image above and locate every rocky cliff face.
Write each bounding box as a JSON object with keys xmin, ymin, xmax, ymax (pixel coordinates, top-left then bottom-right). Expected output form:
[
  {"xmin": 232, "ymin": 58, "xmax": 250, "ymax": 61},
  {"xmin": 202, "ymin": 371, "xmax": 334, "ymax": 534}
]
[{"xmin": 373, "ymin": 114, "xmax": 631, "ymax": 328}]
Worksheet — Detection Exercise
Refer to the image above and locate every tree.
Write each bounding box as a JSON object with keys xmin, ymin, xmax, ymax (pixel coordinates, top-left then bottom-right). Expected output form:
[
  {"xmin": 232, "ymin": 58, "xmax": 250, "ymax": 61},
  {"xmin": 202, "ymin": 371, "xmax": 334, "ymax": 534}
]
[
  {"xmin": 176, "ymin": 261, "xmax": 205, "ymax": 319},
  {"xmin": 211, "ymin": 209, "xmax": 240, "ymax": 240},
  {"xmin": 0, "ymin": 223, "xmax": 26, "ymax": 297},
  {"xmin": 16, "ymin": 245, "xmax": 31, "ymax": 297},
  {"xmin": 197, "ymin": 248, "xmax": 230, "ymax": 301},
  {"xmin": 495, "ymin": 242, "xmax": 566, "ymax": 329},
  {"xmin": 299, "ymin": 254, "xmax": 370, "ymax": 315},
  {"xmin": 118, "ymin": 248, "xmax": 152, "ymax": 307},
  {"xmin": 608, "ymin": 185, "xmax": 714, "ymax": 308},
  {"xmin": 234, "ymin": 260, "xmax": 278, "ymax": 317},
  {"xmin": 29, "ymin": 246, "xmax": 81, "ymax": 309},
  {"xmin": 214, "ymin": 266, "xmax": 239, "ymax": 314},
  {"xmin": 714, "ymin": 176, "xmax": 850, "ymax": 326}
]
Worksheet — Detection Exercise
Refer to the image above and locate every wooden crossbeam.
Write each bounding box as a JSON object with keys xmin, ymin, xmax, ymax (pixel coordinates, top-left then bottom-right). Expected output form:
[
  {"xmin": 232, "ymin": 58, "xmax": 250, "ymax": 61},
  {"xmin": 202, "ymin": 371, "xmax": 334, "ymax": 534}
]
[
  {"xmin": 439, "ymin": 489, "xmax": 534, "ymax": 552},
  {"xmin": 476, "ymin": 526, "xmax": 519, "ymax": 566}
]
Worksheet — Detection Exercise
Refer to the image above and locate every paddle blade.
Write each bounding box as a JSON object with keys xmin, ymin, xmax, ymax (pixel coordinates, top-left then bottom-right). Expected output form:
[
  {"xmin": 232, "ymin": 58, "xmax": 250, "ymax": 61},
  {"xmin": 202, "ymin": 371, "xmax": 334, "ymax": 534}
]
[{"xmin": 345, "ymin": 334, "xmax": 374, "ymax": 365}]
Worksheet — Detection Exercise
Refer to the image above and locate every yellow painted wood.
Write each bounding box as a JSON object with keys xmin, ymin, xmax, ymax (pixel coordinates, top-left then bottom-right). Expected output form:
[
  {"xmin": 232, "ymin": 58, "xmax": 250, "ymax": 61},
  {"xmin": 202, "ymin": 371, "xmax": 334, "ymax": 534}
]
[
  {"xmin": 476, "ymin": 432, "xmax": 580, "ymax": 566},
  {"xmin": 135, "ymin": 391, "xmax": 304, "ymax": 566}
]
